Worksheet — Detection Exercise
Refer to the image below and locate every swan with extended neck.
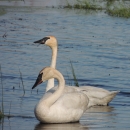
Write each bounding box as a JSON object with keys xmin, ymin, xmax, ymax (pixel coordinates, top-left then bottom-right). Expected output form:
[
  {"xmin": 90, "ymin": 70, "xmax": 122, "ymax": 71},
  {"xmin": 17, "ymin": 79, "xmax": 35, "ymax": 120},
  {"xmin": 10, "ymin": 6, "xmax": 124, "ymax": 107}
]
[
  {"xmin": 32, "ymin": 67, "xmax": 89, "ymax": 123},
  {"xmin": 34, "ymin": 36, "xmax": 119, "ymax": 107}
]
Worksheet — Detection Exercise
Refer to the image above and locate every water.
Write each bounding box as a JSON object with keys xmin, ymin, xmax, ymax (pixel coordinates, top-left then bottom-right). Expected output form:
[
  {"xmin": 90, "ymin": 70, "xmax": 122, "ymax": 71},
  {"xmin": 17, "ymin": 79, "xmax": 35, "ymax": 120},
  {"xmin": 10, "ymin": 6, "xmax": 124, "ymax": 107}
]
[{"xmin": 0, "ymin": 1, "xmax": 130, "ymax": 130}]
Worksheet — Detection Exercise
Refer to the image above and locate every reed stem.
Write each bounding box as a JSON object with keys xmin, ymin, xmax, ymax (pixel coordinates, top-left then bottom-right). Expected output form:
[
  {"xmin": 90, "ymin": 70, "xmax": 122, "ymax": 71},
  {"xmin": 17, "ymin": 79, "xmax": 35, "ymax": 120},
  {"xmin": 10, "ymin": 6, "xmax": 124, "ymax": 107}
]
[
  {"xmin": 0, "ymin": 64, "xmax": 4, "ymax": 118},
  {"xmin": 19, "ymin": 68, "xmax": 25, "ymax": 96},
  {"xmin": 70, "ymin": 61, "xmax": 79, "ymax": 87},
  {"xmin": 9, "ymin": 101, "xmax": 12, "ymax": 117}
]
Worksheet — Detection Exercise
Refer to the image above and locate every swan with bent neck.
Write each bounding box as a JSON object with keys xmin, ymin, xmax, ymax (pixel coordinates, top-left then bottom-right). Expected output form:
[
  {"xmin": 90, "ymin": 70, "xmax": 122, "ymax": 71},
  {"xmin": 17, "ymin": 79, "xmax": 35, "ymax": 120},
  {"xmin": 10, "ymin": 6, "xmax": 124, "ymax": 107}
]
[
  {"xmin": 34, "ymin": 36, "xmax": 119, "ymax": 107},
  {"xmin": 32, "ymin": 67, "xmax": 89, "ymax": 123}
]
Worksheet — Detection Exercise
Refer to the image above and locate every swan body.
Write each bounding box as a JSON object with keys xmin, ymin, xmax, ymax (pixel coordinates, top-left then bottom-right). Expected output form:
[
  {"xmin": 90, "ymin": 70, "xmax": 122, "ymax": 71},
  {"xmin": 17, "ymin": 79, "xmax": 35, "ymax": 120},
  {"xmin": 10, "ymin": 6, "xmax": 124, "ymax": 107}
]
[
  {"xmin": 32, "ymin": 67, "xmax": 89, "ymax": 123},
  {"xmin": 34, "ymin": 36, "xmax": 119, "ymax": 107}
]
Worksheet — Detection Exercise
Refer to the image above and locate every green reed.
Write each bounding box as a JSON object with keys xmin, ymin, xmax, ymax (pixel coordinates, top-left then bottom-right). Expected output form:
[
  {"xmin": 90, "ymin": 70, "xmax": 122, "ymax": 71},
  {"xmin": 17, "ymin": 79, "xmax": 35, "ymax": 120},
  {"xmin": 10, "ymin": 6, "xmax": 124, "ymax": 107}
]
[{"xmin": 70, "ymin": 61, "xmax": 79, "ymax": 87}]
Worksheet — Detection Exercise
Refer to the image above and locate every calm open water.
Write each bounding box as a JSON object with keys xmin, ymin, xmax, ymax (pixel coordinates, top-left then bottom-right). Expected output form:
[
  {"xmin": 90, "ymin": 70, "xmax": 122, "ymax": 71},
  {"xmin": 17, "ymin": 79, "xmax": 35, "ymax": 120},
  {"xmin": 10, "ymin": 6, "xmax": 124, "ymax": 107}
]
[{"xmin": 0, "ymin": 1, "xmax": 130, "ymax": 130}]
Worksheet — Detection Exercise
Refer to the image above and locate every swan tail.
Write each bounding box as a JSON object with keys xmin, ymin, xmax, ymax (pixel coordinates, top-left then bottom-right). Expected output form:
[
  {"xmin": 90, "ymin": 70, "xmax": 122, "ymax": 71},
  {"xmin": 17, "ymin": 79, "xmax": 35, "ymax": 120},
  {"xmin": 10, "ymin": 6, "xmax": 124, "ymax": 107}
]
[
  {"xmin": 100, "ymin": 91, "xmax": 120, "ymax": 106},
  {"xmin": 87, "ymin": 91, "xmax": 120, "ymax": 107}
]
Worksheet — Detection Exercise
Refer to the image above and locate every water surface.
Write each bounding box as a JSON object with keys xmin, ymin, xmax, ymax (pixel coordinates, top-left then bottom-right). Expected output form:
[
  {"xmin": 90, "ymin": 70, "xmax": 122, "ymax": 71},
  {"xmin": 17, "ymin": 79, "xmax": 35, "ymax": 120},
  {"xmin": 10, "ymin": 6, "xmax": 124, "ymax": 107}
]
[{"xmin": 0, "ymin": 1, "xmax": 130, "ymax": 130}]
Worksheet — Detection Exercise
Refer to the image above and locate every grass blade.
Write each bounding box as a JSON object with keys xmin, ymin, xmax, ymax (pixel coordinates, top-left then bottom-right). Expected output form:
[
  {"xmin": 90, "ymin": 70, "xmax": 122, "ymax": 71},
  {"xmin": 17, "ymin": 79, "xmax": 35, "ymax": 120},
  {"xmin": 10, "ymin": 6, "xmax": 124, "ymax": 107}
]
[
  {"xmin": 70, "ymin": 61, "xmax": 79, "ymax": 87},
  {"xmin": 0, "ymin": 64, "xmax": 4, "ymax": 118},
  {"xmin": 19, "ymin": 68, "xmax": 25, "ymax": 96}
]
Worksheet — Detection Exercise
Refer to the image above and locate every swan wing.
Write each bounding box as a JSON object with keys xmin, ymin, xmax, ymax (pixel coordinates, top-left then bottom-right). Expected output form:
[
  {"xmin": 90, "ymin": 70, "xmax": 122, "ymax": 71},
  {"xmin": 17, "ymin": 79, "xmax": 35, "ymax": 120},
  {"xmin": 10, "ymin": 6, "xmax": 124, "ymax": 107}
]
[
  {"xmin": 55, "ymin": 92, "xmax": 88, "ymax": 111},
  {"xmin": 47, "ymin": 85, "xmax": 119, "ymax": 107},
  {"xmin": 43, "ymin": 91, "xmax": 89, "ymax": 123}
]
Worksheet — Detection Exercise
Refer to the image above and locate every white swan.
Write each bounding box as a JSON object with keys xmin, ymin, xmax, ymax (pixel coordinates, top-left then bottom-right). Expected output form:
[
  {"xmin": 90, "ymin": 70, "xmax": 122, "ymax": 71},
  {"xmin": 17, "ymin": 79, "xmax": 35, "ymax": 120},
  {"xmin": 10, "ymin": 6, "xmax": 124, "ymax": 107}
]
[
  {"xmin": 32, "ymin": 67, "xmax": 89, "ymax": 123},
  {"xmin": 34, "ymin": 36, "xmax": 119, "ymax": 107}
]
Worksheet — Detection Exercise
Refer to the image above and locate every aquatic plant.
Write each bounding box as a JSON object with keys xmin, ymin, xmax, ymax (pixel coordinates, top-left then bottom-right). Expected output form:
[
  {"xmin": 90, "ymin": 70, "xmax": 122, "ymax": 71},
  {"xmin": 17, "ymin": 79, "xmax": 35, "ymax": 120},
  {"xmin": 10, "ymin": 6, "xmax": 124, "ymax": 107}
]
[
  {"xmin": 76, "ymin": 0, "xmax": 102, "ymax": 10},
  {"xmin": 107, "ymin": 3, "xmax": 130, "ymax": 18},
  {"xmin": 0, "ymin": 65, "xmax": 4, "ymax": 119},
  {"xmin": 65, "ymin": 0, "xmax": 130, "ymax": 18},
  {"xmin": 65, "ymin": 68, "xmax": 72, "ymax": 86},
  {"xmin": 70, "ymin": 61, "xmax": 79, "ymax": 87},
  {"xmin": 0, "ymin": 8, "xmax": 6, "ymax": 16},
  {"xmin": 8, "ymin": 101, "xmax": 12, "ymax": 117},
  {"xmin": 65, "ymin": 0, "xmax": 72, "ymax": 8},
  {"xmin": 19, "ymin": 68, "xmax": 25, "ymax": 96},
  {"xmin": 106, "ymin": 0, "xmax": 116, "ymax": 7},
  {"xmin": 0, "ymin": 110, "xmax": 4, "ymax": 119},
  {"xmin": 65, "ymin": 0, "xmax": 102, "ymax": 10}
]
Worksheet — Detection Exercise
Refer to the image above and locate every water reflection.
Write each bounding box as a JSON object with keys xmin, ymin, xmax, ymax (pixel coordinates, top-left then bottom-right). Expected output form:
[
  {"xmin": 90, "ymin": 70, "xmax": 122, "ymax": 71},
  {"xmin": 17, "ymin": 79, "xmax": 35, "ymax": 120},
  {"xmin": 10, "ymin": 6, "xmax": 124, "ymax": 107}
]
[
  {"xmin": 33, "ymin": 106, "xmax": 113, "ymax": 130},
  {"xmin": 86, "ymin": 105, "xmax": 114, "ymax": 113},
  {"xmin": 81, "ymin": 106, "xmax": 116, "ymax": 129},
  {"xmin": 83, "ymin": 106, "xmax": 115, "ymax": 122},
  {"xmin": 34, "ymin": 122, "xmax": 88, "ymax": 130}
]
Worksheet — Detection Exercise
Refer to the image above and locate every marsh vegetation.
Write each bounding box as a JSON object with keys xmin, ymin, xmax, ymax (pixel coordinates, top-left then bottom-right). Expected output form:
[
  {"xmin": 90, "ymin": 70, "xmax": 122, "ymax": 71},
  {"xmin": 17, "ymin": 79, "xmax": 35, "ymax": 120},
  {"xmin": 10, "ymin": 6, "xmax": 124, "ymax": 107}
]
[
  {"xmin": 107, "ymin": 1, "xmax": 130, "ymax": 18},
  {"xmin": 65, "ymin": 0, "xmax": 130, "ymax": 18},
  {"xmin": 0, "ymin": 0, "xmax": 130, "ymax": 18}
]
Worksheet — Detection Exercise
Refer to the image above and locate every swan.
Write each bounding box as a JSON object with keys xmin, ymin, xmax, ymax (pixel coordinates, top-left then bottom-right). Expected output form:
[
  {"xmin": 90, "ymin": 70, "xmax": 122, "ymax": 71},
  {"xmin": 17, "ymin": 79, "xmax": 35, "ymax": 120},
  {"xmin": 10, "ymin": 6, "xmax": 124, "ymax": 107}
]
[
  {"xmin": 32, "ymin": 67, "xmax": 89, "ymax": 123},
  {"xmin": 34, "ymin": 36, "xmax": 119, "ymax": 107}
]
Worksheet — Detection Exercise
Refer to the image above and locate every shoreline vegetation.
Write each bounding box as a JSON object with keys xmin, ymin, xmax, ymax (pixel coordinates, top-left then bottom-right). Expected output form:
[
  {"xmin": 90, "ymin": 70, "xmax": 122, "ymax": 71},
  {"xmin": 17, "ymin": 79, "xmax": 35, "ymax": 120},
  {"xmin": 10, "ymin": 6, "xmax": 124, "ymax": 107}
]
[
  {"xmin": 64, "ymin": 0, "xmax": 130, "ymax": 18},
  {"xmin": 0, "ymin": 0, "xmax": 130, "ymax": 18}
]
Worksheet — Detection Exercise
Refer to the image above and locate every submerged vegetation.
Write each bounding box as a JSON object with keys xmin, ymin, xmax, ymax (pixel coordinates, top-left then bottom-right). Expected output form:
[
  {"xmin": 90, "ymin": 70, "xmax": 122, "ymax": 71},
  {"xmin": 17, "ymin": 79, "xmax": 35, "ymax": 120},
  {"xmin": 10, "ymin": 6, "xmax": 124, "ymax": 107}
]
[{"xmin": 65, "ymin": 0, "xmax": 130, "ymax": 18}]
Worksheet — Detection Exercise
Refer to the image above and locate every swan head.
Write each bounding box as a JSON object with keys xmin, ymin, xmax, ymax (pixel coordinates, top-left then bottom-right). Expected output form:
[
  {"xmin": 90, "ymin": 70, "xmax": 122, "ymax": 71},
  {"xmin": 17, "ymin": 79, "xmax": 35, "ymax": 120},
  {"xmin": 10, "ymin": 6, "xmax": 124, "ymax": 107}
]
[
  {"xmin": 32, "ymin": 67, "xmax": 56, "ymax": 89},
  {"xmin": 34, "ymin": 36, "xmax": 57, "ymax": 48}
]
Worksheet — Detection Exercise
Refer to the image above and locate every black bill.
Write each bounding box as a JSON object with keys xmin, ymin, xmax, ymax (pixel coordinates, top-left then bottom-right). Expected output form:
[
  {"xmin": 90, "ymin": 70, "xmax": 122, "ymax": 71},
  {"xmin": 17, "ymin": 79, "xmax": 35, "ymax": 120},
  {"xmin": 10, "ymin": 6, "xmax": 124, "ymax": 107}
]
[
  {"xmin": 34, "ymin": 37, "xmax": 50, "ymax": 44},
  {"xmin": 32, "ymin": 73, "xmax": 43, "ymax": 89}
]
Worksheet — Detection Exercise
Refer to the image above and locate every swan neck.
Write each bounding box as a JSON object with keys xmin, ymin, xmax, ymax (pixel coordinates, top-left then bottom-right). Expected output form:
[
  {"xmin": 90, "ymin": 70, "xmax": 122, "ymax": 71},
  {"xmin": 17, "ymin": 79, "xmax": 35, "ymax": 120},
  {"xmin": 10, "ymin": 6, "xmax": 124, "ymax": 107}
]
[
  {"xmin": 44, "ymin": 71, "xmax": 65, "ymax": 107},
  {"xmin": 50, "ymin": 46, "xmax": 57, "ymax": 68},
  {"xmin": 46, "ymin": 78, "xmax": 54, "ymax": 92},
  {"xmin": 46, "ymin": 46, "xmax": 57, "ymax": 92}
]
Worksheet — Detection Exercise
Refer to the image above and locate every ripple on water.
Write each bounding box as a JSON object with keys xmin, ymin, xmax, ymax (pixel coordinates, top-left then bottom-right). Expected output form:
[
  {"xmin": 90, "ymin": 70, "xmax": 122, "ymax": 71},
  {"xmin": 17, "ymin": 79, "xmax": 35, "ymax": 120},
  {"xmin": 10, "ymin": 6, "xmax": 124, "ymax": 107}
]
[{"xmin": 0, "ymin": 3, "xmax": 130, "ymax": 130}]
